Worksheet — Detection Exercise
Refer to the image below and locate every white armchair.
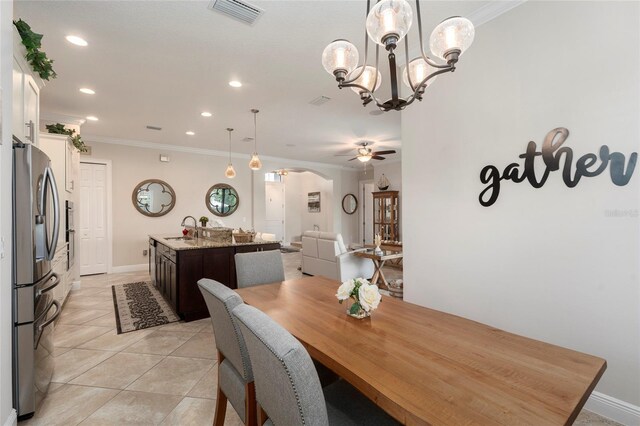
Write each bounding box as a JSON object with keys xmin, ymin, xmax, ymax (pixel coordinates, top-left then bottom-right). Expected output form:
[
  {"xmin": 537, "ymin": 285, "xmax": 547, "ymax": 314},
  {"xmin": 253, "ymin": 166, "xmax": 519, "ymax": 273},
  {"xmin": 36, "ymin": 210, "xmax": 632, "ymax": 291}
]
[{"xmin": 301, "ymin": 231, "xmax": 374, "ymax": 281}]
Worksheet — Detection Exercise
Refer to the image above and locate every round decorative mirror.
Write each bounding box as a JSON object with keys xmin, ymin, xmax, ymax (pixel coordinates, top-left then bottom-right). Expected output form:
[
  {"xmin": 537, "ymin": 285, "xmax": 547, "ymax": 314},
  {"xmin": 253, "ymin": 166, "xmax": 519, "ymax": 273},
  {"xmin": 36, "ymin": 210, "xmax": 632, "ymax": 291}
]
[
  {"xmin": 342, "ymin": 193, "xmax": 358, "ymax": 215},
  {"xmin": 132, "ymin": 179, "xmax": 176, "ymax": 217},
  {"xmin": 206, "ymin": 183, "xmax": 239, "ymax": 217}
]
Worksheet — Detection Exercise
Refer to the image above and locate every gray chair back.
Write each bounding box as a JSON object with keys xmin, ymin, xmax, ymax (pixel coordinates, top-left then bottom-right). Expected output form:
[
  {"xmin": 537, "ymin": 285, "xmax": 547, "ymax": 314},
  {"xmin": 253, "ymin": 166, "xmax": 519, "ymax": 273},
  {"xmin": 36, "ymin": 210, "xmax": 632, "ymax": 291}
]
[
  {"xmin": 197, "ymin": 279, "xmax": 253, "ymax": 382},
  {"xmin": 233, "ymin": 304, "xmax": 329, "ymax": 426},
  {"xmin": 235, "ymin": 250, "xmax": 285, "ymax": 288}
]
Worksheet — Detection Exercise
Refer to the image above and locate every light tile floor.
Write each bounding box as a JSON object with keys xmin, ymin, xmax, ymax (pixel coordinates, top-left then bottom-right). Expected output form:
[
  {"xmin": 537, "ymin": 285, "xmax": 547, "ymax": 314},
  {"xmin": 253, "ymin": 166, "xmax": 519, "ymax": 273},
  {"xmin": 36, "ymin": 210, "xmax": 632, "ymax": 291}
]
[{"xmin": 22, "ymin": 253, "xmax": 618, "ymax": 425}]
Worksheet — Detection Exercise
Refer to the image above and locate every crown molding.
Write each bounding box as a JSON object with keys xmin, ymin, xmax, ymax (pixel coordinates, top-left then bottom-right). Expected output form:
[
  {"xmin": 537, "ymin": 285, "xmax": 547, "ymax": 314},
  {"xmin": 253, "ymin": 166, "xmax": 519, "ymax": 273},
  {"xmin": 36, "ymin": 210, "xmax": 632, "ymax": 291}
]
[
  {"xmin": 467, "ymin": 0, "xmax": 528, "ymax": 28},
  {"xmin": 40, "ymin": 112, "xmax": 86, "ymax": 126},
  {"xmin": 82, "ymin": 134, "xmax": 360, "ymax": 172}
]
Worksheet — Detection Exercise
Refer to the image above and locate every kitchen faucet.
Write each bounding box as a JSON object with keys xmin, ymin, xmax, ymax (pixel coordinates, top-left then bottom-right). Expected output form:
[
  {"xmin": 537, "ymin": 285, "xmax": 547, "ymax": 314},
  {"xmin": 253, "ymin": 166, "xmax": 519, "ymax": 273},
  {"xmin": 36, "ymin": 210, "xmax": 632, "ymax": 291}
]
[
  {"xmin": 181, "ymin": 216, "xmax": 198, "ymax": 238},
  {"xmin": 313, "ymin": 224, "xmax": 320, "ymax": 231}
]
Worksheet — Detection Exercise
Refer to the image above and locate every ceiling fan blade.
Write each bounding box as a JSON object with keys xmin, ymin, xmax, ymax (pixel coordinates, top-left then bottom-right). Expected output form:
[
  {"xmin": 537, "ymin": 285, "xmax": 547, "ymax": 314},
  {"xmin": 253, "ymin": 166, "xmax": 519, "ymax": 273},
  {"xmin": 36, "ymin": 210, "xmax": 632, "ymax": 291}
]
[
  {"xmin": 348, "ymin": 157, "xmax": 358, "ymax": 161},
  {"xmin": 372, "ymin": 150, "xmax": 396, "ymax": 155},
  {"xmin": 372, "ymin": 156, "xmax": 386, "ymax": 160}
]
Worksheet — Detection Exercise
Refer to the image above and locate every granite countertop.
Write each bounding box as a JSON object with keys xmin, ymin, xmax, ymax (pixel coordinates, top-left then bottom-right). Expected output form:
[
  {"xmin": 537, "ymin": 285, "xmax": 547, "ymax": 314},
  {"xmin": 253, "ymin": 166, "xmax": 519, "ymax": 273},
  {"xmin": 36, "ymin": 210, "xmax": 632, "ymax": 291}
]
[{"xmin": 149, "ymin": 234, "xmax": 279, "ymax": 251}]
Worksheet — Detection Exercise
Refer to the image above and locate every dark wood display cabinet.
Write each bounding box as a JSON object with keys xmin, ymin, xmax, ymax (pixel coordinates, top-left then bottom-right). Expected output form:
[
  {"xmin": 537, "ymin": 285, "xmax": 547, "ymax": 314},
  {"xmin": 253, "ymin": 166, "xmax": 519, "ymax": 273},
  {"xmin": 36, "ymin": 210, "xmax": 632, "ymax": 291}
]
[{"xmin": 149, "ymin": 238, "xmax": 280, "ymax": 321}]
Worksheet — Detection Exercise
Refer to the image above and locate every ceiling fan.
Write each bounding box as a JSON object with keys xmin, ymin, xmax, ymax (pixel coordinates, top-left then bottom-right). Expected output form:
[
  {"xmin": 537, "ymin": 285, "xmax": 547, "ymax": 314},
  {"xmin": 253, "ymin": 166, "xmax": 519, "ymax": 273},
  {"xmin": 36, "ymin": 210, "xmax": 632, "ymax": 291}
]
[{"xmin": 348, "ymin": 142, "xmax": 396, "ymax": 162}]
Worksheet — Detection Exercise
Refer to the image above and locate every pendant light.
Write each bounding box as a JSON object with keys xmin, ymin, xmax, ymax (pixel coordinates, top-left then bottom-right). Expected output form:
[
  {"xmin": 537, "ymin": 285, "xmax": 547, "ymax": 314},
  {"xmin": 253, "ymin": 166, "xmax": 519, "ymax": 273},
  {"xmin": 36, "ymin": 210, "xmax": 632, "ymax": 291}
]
[
  {"xmin": 248, "ymin": 108, "xmax": 262, "ymax": 171},
  {"xmin": 225, "ymin": 128, "xmax": 236, "ymax": 179}
]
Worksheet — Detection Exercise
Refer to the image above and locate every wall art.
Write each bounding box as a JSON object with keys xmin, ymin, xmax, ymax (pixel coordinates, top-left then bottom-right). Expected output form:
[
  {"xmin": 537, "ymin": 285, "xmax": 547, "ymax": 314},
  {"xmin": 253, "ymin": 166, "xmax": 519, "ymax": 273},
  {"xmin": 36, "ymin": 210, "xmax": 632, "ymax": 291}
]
[
  {"xmin": 308, "ymin": 192, "xmax": 321, "ymax": 213},
  {"xmin": 479, "ymin": 128, "xmax": 637, "ymax": 207}
]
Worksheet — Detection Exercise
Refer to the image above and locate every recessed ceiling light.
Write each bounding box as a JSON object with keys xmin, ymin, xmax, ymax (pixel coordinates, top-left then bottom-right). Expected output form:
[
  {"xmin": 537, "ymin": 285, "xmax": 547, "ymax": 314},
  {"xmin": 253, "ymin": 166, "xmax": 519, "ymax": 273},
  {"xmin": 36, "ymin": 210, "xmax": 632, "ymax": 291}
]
[
  {"xmin": 229, "ymin": 81, "xmax": 242, "ymax": 88},
  {"xmin": 79, "ymin": 88, "xmax": 95, "ymax": 95},
  {"xmin": 86, "ymin": 116, "xmax": 98, "ymax": 121},
  {"xmin": 66, "ymin": 35, "xmax": 88, "ymax": 46},
  {"xmin": 201, "ymin": 112, "xmax": 212, "ymax": 117},
  {"xmin": 185, "ymin": 131, "xmax": 195, "ymax": 136}
]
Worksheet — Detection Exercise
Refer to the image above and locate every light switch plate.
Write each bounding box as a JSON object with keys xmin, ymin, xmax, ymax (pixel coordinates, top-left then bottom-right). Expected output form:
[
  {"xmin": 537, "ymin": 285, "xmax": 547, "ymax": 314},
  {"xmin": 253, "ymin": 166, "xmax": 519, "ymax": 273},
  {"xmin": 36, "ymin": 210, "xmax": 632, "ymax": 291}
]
[{"xmin": 0, "ymin": 236, "xmax": 5, "ymax": 259}]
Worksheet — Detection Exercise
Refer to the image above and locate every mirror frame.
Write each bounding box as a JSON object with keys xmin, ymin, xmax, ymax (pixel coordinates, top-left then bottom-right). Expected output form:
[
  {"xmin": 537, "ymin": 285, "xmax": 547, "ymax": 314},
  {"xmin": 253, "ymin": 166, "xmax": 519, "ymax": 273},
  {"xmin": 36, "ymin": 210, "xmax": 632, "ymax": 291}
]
[
  {"xmin": 342, "ymin": 193, "xmax": 358, "ymax": 215},
  {"xmin": 131, "ymin": 179, "xmax": 176, "ymax": 217},
  {"xmin": 206, "ymin": 183, "xmax": 240, "ymax": 217}
]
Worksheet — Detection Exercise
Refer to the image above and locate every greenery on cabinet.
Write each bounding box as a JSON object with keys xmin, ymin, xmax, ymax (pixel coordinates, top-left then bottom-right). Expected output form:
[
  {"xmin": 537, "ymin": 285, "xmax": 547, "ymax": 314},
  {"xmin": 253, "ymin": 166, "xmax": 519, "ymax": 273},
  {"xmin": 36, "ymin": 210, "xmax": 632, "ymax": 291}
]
[
  {"xmin": 13, "ymin": 19, "xmax": 57, "ymax": 81},
  {"xmin": 45, "ymin": 123, "xmax": 88, "ymax": 153}
]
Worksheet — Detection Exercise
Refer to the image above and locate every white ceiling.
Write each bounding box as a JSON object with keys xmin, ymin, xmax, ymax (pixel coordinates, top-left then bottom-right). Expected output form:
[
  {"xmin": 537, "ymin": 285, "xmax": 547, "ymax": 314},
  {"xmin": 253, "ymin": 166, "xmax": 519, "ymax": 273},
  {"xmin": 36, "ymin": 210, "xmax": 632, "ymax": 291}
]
[{"xmin": 15, "ymin": 0, "xmax": 489, "ymax": 166}]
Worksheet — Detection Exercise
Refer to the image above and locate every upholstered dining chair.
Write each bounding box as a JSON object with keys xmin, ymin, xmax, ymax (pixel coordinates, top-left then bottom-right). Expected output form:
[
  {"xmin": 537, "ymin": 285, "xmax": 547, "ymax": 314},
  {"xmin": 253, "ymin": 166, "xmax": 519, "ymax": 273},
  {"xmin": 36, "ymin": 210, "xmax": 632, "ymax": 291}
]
[
  {"xmin": 197, "ymin": 279, "xmax": 256, "ymax": 426},
  {"xmin": 234, "ymin": 250, "xmax": 285, "ymax": 288},
  {"xmin": 232, "ymin": 304, "xmax": 399, "ymax": 426}
]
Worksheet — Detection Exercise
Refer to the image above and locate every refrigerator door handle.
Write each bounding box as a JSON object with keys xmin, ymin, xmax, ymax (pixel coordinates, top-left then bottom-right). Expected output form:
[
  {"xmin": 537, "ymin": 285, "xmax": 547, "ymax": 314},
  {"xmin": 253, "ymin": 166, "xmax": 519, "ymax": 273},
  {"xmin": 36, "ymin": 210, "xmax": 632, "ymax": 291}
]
[
  {"xmin": 34, "ymin": 300, "xmax": 60, "ymax": 350},
  {"xmin": 36, "ymin": 273, "xmax": 59, "ymax": 299},
  {"xmin": 42, "ymin": 167, "xmax": 60, "ymax": 260}
]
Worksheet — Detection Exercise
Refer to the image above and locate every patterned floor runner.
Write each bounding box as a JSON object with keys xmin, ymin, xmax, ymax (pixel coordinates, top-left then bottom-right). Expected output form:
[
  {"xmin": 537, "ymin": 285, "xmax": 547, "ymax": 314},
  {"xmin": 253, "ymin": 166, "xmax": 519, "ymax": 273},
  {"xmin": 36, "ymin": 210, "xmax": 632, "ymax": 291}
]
[{"xmin": 112, "ymin": 281, "xmax": 180, "ymax": 334}]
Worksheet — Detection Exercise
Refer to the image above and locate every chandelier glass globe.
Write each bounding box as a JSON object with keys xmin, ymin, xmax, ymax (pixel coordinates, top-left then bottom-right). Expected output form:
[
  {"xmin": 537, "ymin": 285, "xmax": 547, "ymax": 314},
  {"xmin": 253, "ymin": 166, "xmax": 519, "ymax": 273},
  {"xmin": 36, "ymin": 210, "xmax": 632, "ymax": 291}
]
[
  {"xmin": 402, "ymin": 57, "xmax": 438, "ymax": 89},
  {"xmin": 347, "ymin": 66, "xmax": 382, "ymax": 95},
  {"xmin": 225, "ymin": 163, "xmax": 236, "ymax": 179},
  {"xmin": 429, "ymin": 16, "xmax": 475, "ymax": 60},
  {"xmin": 366, "ymin": 0, "xmax": 413, "ymax": 47},
  {"xmin": 322, "ymin": 39, "xmax": 359, "ymax": 76},
  {"xmin": 249, "ymin": 153, "xmax": 262, "ymax": 171}
]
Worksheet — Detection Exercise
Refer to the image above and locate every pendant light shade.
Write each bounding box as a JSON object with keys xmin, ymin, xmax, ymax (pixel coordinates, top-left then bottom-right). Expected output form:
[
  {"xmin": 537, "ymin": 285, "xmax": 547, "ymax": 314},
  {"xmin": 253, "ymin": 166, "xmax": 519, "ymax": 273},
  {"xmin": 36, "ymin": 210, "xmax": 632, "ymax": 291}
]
[
  {"xmin": 249, "ymin": 109, "xmax": 262, "ymax": 171},
  {"xmin": 225, "ymin": 128, "xmax": 236, "ymax": 179}
]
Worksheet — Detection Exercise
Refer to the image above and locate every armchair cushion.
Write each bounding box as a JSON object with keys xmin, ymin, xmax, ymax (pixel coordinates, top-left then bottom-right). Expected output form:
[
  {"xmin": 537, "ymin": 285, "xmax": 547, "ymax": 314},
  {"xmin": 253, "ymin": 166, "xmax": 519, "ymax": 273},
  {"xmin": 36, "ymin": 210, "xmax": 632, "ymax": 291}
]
[{"xmin": 302, "ymin": 231, "xmax": 373, "ymax": 281}]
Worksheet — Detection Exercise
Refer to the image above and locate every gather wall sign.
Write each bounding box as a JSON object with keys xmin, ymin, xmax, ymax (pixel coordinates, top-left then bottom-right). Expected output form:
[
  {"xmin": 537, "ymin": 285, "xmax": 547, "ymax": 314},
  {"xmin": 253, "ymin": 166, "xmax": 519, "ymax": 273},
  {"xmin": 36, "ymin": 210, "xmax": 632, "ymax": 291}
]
[{"xmin": 479, "ymin": 128, "xmax": 638, "ymax": 207}]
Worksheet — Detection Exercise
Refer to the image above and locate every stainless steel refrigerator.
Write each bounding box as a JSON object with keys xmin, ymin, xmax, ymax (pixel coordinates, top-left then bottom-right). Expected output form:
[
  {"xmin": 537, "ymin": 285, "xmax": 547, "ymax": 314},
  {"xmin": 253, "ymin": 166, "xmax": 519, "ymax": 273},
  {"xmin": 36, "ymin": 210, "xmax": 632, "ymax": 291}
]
[{"xmin": 12, "ymin": 138, "xmax": 62, "ymax": 420}]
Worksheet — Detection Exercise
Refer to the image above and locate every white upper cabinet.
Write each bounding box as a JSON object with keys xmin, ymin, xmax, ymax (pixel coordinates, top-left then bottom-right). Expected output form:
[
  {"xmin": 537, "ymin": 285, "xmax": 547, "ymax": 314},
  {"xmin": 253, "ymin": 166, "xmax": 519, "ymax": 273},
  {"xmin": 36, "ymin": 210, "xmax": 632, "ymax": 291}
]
[{"xmin": 13, "ymin": 28, "xmax": 45, "ymax": 146}]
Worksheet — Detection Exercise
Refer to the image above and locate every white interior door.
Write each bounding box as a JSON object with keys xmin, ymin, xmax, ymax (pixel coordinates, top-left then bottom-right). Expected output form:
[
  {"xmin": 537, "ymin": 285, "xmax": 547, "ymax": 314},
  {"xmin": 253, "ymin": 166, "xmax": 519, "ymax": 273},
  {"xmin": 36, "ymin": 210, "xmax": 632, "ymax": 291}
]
[
  {"xmin": 265, "ymin": 181, "xmax": 285, "ymax": 242},
  {"xmin": 79, "ymin": 163, "xmax": 107, "ymax": 275}
]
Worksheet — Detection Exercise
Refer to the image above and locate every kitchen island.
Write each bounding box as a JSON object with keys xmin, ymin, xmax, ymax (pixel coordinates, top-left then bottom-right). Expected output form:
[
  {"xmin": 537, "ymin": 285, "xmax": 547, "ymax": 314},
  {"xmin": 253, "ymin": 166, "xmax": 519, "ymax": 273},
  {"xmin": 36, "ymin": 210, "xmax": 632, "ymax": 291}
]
[{"xmin": 149, "ymin": 235, "xmax": 280, "ymax": 321}]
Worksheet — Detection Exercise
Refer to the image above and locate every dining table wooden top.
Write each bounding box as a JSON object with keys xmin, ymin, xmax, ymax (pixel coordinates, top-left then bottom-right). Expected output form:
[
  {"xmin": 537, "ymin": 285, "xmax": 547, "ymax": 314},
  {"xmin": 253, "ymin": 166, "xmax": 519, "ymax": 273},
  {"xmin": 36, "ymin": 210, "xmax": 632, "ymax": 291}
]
[{"xmin": 236, "ymin": 276, "xmax": 606, "ymax": 426}]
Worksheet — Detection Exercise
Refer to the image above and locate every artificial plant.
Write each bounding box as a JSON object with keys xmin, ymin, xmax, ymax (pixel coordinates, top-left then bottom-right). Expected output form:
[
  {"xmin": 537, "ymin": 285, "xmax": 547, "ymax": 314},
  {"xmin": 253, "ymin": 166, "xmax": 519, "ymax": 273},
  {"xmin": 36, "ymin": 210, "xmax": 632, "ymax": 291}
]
[
  {"xmin": 13, "ymin": 19, "xmax": 57, "ymax": 81},
  {"xmin": 45, "ymin": 123, "xmax": 88, "ymax": 153}
]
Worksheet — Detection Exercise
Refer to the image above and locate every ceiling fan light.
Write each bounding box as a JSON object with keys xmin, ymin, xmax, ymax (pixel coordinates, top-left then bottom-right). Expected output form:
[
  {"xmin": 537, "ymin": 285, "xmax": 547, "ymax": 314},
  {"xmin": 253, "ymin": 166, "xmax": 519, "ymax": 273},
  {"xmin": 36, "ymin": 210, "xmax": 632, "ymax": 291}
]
[
  {"xmin": 348, "ymin": 66, "xmax": 382, "ymax": 95},
  {"xmin": 357, "ymin": 154, "xmax": 372, "ymax": 163},
  {"xmin": 322, "ymin": 39, "xmax": 359, "ymax": 77},
  {"xmin": 249, "ymin": 153, "xmax": 262, "ymax": 170},
  {"xmin": 366, "ymin": 0, "xmax": 413, "ymax": 47},
  {"xmin": 429, "ymin": 16, "xmax": 475, "ymax": 60},
  {"xmin": 402, "ymin": 57, "xmax": 437, "ymax": 89},
  {"xmin": 225, "ymin": 163, "xmax": 236, "ymax": 179}
]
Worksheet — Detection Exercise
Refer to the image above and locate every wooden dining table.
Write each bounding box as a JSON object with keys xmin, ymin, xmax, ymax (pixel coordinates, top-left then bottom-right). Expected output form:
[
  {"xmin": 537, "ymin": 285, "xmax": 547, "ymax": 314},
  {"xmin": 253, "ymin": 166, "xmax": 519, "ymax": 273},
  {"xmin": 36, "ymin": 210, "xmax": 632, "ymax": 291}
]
[{"xmin": 236, "ymin": 276, "xmax": 606, "ymax": 425}]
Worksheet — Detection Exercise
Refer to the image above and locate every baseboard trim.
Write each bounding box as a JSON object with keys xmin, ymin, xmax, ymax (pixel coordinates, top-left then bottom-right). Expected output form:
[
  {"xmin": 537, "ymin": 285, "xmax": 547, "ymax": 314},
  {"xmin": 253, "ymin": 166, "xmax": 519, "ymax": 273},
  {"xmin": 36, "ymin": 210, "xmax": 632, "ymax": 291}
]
[
  {"xmin": 111, "ymin": 264, "xmax": 148, "ymax": 274},
  {"xmin": 3, "ymin": 409, "xmax": 17, "ymax": 426},
  {"xmin": 586, "ymin": 391, "xmax": 640, "ymax": 425}
]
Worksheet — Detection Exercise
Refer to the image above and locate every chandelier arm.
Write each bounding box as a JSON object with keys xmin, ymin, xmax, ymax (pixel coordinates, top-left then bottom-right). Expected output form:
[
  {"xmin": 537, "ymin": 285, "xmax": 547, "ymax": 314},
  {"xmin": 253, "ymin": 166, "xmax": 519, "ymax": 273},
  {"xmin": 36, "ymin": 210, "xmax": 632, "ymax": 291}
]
[
  {"xmin": 402, "ymin": 66, "xmax": 456, "ymax": 108},
  {"xmin": 414, "ymin": 0, "xmax": 450, "ymax": 70},
  {"xmin": 405, "ymin": 35, "xmax": 416, "ymax": 91},
  {"xmin": 339, "ymin": 82, "xmax": 389, "ymax": 108},
  {"xmin": 341, "ymin": 0, "xmax": 372, "ymax": 85}
]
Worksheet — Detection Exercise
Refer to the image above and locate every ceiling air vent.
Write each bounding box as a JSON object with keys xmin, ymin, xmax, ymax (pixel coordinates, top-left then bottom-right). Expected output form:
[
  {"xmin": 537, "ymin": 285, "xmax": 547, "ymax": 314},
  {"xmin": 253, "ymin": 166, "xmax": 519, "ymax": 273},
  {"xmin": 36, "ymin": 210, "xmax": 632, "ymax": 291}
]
[
  {"xmin": 242, "ymin": 137, "xmax": 254, "ymax": 142},
  {"xmin": 146, "ymin": 125, "xmax": 162, "ymax": 131},
  {"xmin": 208, "ymin": 0, "xmax": 264, "ymax": 25},
  {"xmin": 309, "ymin": 96, "xmax": 331, "ymax": 106}
]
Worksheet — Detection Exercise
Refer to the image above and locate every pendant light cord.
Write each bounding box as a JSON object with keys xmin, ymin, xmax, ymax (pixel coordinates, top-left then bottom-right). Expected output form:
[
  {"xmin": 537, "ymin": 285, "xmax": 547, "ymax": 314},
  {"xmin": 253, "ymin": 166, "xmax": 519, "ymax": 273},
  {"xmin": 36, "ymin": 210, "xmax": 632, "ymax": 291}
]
[{"xmin": 253, "ymin": 111, "xmax": 257, "ymax": 153}]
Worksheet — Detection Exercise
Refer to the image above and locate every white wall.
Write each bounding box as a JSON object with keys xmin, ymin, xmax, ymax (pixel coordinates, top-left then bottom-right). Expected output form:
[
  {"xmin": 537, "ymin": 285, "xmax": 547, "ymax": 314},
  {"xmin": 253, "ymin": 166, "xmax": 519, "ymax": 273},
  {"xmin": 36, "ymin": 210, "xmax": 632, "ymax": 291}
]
[
  {"xmin": 402, "ymin": 0, "xmax": 639, "ymax": 414},
  {"xmin": 85, "ymin": 141, "xmax": 254, "ymax": 268},
  {"xmin": 85, "ymin": 141, "xmax": 361, "ymax": 267},
  {"xmin": 0, "ymin": 1, "xmax": 15, "ymax": 424}
]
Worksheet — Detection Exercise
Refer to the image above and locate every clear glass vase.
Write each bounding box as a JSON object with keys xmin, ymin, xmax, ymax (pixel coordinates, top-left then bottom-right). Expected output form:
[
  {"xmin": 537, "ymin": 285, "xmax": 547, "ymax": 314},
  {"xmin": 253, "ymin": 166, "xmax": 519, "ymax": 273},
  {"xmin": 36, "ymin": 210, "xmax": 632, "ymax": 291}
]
[{"xmin": 347, "ymin": 301, "xmax": 371, "ymax": 319}]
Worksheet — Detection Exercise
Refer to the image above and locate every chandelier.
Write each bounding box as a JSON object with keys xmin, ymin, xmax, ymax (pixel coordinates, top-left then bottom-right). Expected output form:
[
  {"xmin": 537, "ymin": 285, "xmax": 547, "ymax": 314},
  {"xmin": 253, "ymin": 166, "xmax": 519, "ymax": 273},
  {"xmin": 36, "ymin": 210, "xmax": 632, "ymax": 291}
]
[{"xmin": 322, "ymin": 0, "xmax": 475, "ymax": 112}]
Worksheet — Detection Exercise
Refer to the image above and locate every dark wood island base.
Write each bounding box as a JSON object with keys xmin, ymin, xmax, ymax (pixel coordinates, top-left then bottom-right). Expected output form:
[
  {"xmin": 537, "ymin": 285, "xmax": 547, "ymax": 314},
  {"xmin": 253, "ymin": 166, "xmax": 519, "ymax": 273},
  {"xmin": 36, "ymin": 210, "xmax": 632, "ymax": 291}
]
[{"xmin": 149, "ymin": 236, "xmax": 280, "ymax": 321}]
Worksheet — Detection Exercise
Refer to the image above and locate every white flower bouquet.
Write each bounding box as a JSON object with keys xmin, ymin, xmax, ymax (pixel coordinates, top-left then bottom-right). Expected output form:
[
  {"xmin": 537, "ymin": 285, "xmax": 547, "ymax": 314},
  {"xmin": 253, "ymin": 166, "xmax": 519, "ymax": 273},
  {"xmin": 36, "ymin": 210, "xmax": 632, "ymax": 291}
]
[{"xmin": 336, "ymin": 277, "xmax": 382, "ymax": 318}]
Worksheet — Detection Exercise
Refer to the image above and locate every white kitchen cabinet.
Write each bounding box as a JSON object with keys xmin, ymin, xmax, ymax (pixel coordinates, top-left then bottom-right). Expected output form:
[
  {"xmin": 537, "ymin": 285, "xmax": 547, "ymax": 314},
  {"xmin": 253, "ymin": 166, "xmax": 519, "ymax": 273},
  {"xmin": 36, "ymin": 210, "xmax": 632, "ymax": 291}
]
[{"xmin": 13, "ymin": 27, "xmax": 44, "ymax": 145}]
